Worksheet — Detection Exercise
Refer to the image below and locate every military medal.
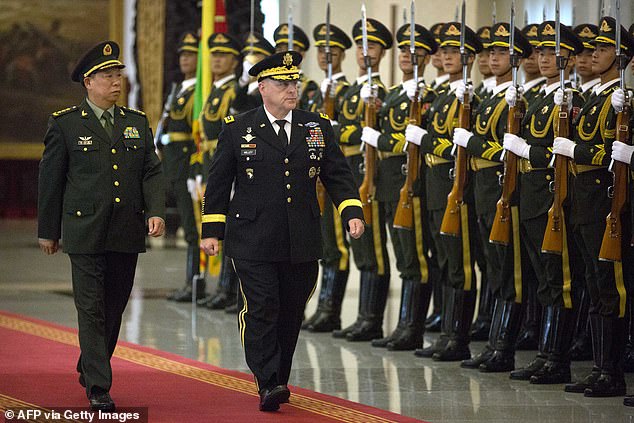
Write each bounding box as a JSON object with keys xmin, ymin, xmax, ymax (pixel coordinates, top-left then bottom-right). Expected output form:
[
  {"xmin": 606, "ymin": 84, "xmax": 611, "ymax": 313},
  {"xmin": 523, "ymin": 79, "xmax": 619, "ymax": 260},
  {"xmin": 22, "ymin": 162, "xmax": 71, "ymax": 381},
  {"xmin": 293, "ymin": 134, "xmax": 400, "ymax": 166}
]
[
  {"xmin": 246, "ymin": 168, "xmax": 254, "ymax": 179},
  {"xmin": 309, "ymin": 167, "xmax": 317, "ymax": 178}
]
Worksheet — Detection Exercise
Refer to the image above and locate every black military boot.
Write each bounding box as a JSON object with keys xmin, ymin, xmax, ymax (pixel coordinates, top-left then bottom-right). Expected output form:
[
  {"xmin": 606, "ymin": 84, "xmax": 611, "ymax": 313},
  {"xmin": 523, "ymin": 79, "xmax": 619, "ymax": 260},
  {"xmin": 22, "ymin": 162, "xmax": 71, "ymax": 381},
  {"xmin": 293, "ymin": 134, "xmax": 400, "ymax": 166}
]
[
  {"xmin": 623, "ymin": 298, "xmax": 634, "ymax": 372},
  {"xmin": 308, "ymin": 268, "xmax": 349, "ymax": 332},
  {"xmin": 584, "ymin": 317, "xmax": 627, "ymax": 397},
  {"xmin": 510, "ymin": 306, "xmax": 553, "ymax": 380},
  {"xmin": 167, "ymin": 245, "xmax": 205, "ymax": 302},
  {"xmin": 569, "ymin": 288, "xmax": 592, "ymax": 361},
  {"xmin": 303, "ymin": 265, "xmax": 336, "ymax": 330},
  {"xmin": 425, "ymin": 281, "xmax": 443, "ymax": 332},
  {"xmin": 387, "ymin": 279, "xmax": 433, "ymax": 351},
  {"xmin": 530, "ymin": 306, "xmax": 574, "ymax": 384},
  {"xmin": 516, "ymin": 286, "xmax": 541, "ymax": 350},
  {"xmin": 333, "ymin": 271, "xmax": 369, "ymax": 339},
  {"xmin": 480, "ymin": 300, "xmax": 523, "ymax": 372},
  {"xmin": 470, "ymin": 275, "xmax": 493, "ymax": 341},
  {"xmin": 347, "ymin": 273, "xmax": 389, "ymax": 342},
  {"xmin": 204, "ymin": 255, "xmax": 238, "ymax": 309},
  {"xmin": 415, "ymin": 284, "xmax": 451, "ymax": 357},
  {"xmin": 372, "ymin": 279, "xmax": 408, "ymax": 348},
  {"xmin": 433, "ymin": 288, "xmax": 477, "ymax": 361},
  {"xmin": 565, "ymin": 314, "xmax": 601, "ymax": 393},
  {"xmin": 462, "ymin": 299, "xmax": 502, "ymax": 369}
]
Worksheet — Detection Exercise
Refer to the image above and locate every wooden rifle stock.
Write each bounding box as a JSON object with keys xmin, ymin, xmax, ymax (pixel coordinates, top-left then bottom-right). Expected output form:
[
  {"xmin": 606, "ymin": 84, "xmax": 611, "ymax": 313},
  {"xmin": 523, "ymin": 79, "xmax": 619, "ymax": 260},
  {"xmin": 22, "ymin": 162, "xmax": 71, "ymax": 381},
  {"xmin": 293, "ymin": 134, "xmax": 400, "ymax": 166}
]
[
  {"xmin": 541, "ymin": 105, "xmax": 570, "ymax": 254},
  {"xmin": 316, "ymin": 80, "xmax": 337, "ymax": 213},
  {"xmin": 359, "ymin": 97, "xmax": 377, "ymax": 224},
  {"xmin": 599, "ymin": 104, "xmax": 631, "ymax": 262},
  {"xmin": 393, "ymin": 90, "xmax": 421, "ymax": 230},
  {"xmin": 440, "ymin": 93, "xmax": 470, "ymax": 236},
  {"xmin": 489, "ymin": 101, "xmax": 525, "ymax": 245}
]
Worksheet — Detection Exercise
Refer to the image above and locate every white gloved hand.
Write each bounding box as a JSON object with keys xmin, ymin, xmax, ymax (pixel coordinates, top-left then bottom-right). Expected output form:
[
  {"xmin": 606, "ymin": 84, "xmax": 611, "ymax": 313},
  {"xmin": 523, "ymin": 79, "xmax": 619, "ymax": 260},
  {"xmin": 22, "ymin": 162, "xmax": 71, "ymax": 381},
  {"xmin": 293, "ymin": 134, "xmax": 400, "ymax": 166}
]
[
  {"xmin": 405, "ymin": 124, "xmax": 427, "ymax": 146},
  {"xmin": 160, "ymin": 133, "xmax": 170, "ymax": 145},
  {"xmin": 455, "ymin": 81, "xmax": 474, "ymax": 103},
  {"xmin": 360, "ymin": 83, "xmax": 378, "ymax": 103},
  {"xmin": 554, "ymin": 88, "xmax": 573, "ymax": 111},
  {"xmin": 186, "ymin": 178, "xmax": 198, "ymax": 201},
  {"xmin": 611, "ymin": 88, "xmax": 627, "ymax": 112},
  {"xmin": 505, "ymin": 84, "xmax": 522, "ymax": 107},
  {"xmin": 329, "ymin": 119, "xmax": 339, "ymax": 128},
  {"xmin": 453, "ymin": 128, "xmax": 473, "ymax": 148},
  {"xmin": 239, "ymin": 60, "xmax": 254, "ymax": 87},
  {"xmin": 403, "ymin": 79, "xmax": 420, "ymax": 101},
  {"xmin": 503, "ymin": 133, "xmax": 531, "ymax": 159},
  {"xmin": 611, "ymin": 141, "xmax": 634, "ymax": 164},
  {"xmin": 361, "ymin": 127, "xmax": 380, "ymax": 148},
  {"xmin": 553, "ymin": 136, "xmax": 576, "ymax": 158},
  {"xmin": 321, "ymin": 78, "xmax": 335, "ymax": 97}
]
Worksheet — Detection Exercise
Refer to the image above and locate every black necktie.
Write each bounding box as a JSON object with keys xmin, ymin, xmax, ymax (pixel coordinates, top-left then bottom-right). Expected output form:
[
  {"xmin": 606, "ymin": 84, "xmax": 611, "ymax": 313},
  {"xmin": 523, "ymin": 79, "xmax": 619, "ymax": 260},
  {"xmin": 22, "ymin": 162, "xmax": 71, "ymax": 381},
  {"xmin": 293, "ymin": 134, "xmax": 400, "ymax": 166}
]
[{"xmin": 275, "ymin": 119, "xmax": 288, "ymax": 145}]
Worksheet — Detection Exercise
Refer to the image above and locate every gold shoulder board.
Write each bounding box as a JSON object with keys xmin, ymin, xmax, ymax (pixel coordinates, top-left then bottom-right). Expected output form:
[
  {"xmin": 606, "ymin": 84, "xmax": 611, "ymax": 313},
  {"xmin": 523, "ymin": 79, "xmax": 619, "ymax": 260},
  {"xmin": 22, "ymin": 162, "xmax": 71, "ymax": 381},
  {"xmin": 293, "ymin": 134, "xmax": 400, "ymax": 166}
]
[
  {"xmin": 121, "ymin": 106, "xmax": 146, "ymax": 116},
  {"xmin": 52, "ymin": 106, "xmax": 77, "ymax": 118},
  {"xmin": 224, "ymin": 115, "xmax": 235, "ymax": 124},
  {"xmin": 319, "ymin": 112, "xmax": 330, "ymax": 120}
]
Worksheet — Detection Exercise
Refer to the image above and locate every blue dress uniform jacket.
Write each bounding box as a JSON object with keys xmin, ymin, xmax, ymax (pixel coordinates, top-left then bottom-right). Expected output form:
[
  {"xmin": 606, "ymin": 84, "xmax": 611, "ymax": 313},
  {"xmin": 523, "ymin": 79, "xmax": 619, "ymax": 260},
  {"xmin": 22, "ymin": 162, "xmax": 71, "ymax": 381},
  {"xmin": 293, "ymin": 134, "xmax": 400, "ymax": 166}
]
[
  {"xmin": 201, "ymin": 106, "xmax": 363, "ymax": 263},
  {"xmin": 38, "ymin": 99, "xmax": 165, "ymax": 254}
]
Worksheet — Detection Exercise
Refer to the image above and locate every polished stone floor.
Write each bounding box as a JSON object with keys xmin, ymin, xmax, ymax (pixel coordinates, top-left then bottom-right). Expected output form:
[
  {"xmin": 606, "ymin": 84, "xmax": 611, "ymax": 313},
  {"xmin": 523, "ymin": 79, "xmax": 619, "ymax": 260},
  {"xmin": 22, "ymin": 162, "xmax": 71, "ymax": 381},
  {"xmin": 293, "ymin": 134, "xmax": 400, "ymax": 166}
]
[{"xmin": 2, "ymin": 219, "xmax": 633, "ymax": 422}]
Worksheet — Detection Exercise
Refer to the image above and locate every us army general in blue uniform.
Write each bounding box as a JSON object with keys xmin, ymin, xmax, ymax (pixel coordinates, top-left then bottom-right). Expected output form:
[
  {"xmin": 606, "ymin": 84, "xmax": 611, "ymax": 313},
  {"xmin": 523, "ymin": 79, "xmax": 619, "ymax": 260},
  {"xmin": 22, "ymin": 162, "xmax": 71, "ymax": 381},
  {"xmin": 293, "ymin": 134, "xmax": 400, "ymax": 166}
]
[
  {"xmin": 200, "ymin": 51, "xmax": 364, "ymax": 412},
  {"xmin": 37, "ymin": 41, "xmax": 165, "ymax": 412}
]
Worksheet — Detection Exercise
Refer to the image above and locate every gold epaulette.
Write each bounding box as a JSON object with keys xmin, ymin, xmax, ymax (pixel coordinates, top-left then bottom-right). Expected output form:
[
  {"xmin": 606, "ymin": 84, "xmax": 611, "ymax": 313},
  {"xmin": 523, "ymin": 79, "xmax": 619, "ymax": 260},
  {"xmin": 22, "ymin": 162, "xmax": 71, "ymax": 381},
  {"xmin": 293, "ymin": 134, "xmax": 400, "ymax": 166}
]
[
  {"xmin": 121, "ymin": 106, "xmax": 146, "ymax": 116},
  {"xmin": 51, "ymin": 106, "xmax": 77, "ymax": 118},
  {"xmin": 224, "ymin": 115, "xmax": 235, "ymax": 124},
  {"xmin": 319, "ymin": 112, "xmax": 330, "ymax": 120}
]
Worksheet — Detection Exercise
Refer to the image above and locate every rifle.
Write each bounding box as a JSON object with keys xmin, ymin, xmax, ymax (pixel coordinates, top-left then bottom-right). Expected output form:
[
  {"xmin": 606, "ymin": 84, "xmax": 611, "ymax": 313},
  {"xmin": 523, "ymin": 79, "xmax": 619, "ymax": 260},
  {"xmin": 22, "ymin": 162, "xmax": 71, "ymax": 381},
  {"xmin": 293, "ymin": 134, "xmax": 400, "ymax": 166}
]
[
  {"xmin": 394, "ymin": 0, "xmax": 420, "ymax": 230},
  {"xmin": 316, "ymin": 3, "xmax": 333, "ymax": 213},
  {"xmin": 358, "ymin": 4, "xmax": 377, "ymax": 224},
  {"xmin": 599, "ymin": 0, "xmax": 630, "ymax": 262},
  {"xmin": 154, "ymin": 82, "xmax": 178, "ymax": 148},
  {"xmin": 490, "ymin": 1, "xmax": 523, "ymax": 245},
  {"xmin": 541, "ymin": 0, "xmax": 570, "ymax": 254},
  {"xmin": 440, "ymin": 0, "xmax": 470, "ymax": 236}
]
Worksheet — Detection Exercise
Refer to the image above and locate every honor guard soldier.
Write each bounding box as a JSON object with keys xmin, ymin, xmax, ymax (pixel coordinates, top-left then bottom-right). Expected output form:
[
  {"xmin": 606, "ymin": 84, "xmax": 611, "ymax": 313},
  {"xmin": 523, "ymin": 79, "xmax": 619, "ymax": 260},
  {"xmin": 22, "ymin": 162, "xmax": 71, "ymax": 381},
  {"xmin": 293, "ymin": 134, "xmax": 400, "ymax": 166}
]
[
  {"xmin": 455, "ymin": 23, "xmax": 533, "ymax": 372},
  {"xmin": 165, "ymin": 32, "xmax": 205, "ymax": 302},
  {"xmin": 514, "ymin": 23, "xmax": 547, "ymax": 351},
  {"xmin": 502, "ymin": 21, "xmax": 584, "ymax": 384},
  {"xmin": 234, "ymin": 32, "xmax": 274, "ymax": 113},
  {"xmin": 556, "ymin": 17, "xmax": 634, "ymax": 397},
  {"xmin": 273, "ymin": 24, "xmax": 319, "ymax": 111},
  {"xmin": 362, "ymin": 23, "xmax": 439, "ymax": 350},
  {"xmin": 405, "ymin": 22, "xmax": 483, "ymax": 361},
  {"xmin": 302, "ymin": 22, "xmax": 354, "ymax": 332},
  {"xmin": 196, "ymin": 32, "xmax": 243, "ymax": 311},
  {"xmin": 38, "ymin": 41, "xmax": 165, "ymax": 411},
  {"xmin": 331, "ymin": 17, "xmax": 393, "ymax": 342},
  {"xmin": 199, "ymin": 51, "xmax": 364, "ymax": 411},
  {"xmin": 475, "ymin": 26, "xmax": 496, "ymax": 100},
  {"xmin": 566, "ymin": 23, "xmax": 601, "ymax": 361}
]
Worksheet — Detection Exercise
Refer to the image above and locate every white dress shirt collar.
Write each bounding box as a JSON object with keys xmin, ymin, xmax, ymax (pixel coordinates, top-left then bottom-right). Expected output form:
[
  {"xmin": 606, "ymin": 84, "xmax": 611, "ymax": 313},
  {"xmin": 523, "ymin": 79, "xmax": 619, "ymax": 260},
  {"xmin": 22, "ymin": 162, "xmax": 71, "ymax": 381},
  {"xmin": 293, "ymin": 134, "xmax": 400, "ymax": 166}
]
[
  {"xmin": 492, "ymin": 81, "xmax": 513, "ymax": 96},
  {"xmin": 434, "ymin": 74, "xmax": 450, "ymax": 86},
  {"xmin": 522, "ymin": 76, "xmax": 546, "ymax": 92},
  {"xmin": 593, "ymin": 78, "xmax": 620, "ymax": 96},
  {"xmin": 263, "ymin": 105, "xmax": 293, "ymax": 137},
  {"xmin": 179, "ymin": 77, "xmax": 196, "ymax": 95},
  {"xmin": 356, "ymin": 71, "xmax": 381, "ymax": 85},
  {"xmin": 580, "ymin": 78, "xmax": 601, "ymax": 94},
  {"xmin": 213, "ymin": 74, "xmax": 235, "ymax": 89}
]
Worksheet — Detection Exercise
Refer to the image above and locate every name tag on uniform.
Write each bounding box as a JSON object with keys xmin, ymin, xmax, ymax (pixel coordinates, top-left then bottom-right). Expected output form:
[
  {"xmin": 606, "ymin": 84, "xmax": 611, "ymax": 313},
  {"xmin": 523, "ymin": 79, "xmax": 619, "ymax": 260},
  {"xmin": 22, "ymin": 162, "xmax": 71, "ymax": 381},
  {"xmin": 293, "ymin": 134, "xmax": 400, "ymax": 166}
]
[
  {"xmin": 124, "ymin": 126, "xmax": 140, "ymax": 139},
  {"xmin": 240, "ymin": 144, "xmax": 257, "ymax": 157}
]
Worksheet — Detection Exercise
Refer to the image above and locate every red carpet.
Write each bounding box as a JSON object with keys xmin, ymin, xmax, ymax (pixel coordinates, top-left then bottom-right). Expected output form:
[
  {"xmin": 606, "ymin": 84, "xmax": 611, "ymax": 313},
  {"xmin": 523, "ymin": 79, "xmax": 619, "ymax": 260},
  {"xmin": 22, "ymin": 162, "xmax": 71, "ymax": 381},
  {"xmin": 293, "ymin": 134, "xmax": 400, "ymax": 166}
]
[{"xmin": 0, "ymin": 311, "xmax": 428, "ymax": 422}]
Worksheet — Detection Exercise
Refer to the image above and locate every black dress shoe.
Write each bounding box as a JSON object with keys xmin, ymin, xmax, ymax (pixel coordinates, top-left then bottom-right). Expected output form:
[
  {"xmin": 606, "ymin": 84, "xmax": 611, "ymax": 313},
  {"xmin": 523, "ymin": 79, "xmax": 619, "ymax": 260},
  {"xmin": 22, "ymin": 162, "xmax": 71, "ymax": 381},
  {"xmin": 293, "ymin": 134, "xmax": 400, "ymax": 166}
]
[
  {"xmin": 279, "ymin": 386, "xmax": 291, "ymax": 404},
  {"xmin": 89, "ymin": 392, "xmax": 115, "ymax": 412},
  {"xmin": 425, "ymin": 313, "xmax": 442, "ymax": 332},
  {"xmin": 509, "ymin": 357, "xmax": 546, "ymax": 380},
  {"xmin": 259, "ymin": 385, "xmax": 288, "ymax": 412},
  {"xmin": 624, "ymin": 396, "xmax": 634, "ymax": 406}
]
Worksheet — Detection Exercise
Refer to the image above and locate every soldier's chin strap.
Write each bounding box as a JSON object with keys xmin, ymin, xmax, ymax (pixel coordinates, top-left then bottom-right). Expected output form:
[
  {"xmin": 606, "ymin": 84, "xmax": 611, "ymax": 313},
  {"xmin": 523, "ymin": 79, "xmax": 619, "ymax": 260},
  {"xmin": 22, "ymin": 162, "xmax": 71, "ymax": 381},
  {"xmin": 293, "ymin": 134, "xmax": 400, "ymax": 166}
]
[{"xmin": 598, "ymin": 56, "xmax": 618, "ymax": 78}]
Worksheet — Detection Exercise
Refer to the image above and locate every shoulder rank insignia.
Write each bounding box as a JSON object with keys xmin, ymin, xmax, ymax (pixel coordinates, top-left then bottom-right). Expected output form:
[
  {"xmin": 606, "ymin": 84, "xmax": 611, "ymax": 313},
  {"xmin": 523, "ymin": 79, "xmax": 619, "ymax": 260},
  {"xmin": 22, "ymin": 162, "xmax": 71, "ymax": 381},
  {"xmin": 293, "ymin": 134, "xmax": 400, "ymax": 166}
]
[
  {"xmin": 319, "ymin": 112, "xmax": 329, "ymax": 120},
  {"xmin": 224, "ymin": 115, "xmax": 235, "ymax": 124},
  {"xmin": 52, "ymin": 106, "xmax": 77, "ymax": 118},
  {"xmin": 121, "ymin": 106, "xmax": 146, "ymax": 116}
]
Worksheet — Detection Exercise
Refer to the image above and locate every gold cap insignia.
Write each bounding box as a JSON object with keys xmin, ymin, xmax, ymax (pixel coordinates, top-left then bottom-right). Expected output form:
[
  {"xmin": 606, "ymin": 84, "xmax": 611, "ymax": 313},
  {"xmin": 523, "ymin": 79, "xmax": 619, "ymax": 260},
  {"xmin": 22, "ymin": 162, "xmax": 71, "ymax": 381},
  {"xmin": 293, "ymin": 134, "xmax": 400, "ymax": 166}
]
[
  {"xmin": 279, "ymin": 25, "xmax": 289, "ymax": 35},
  {"xmin": 366, "ymin": 20, "xmax": 377, "ymax": 32},
  {"xmin": 578, "ymin": 26, "xmax": 597, "ymax": 39},
  {"xmin": 526, "ymin": 25, "xmax": 538, "ymax": 37},
  {"xmin": 403, "ymin": 29, "xmax": 421, "ymax": 37},
  {"xmin": 214, "ymin": 33, "xmax": 229, "ymax": 43},
  {"xmin": 542, "ymin": 24, "xmax": 555, "ymax": 36},
  {"xmin": 600, "ymin": 20, "xmax": 612, "ymax": 33},
  {"xmin": 446, "ymin": 25, "xmax": 461, "ymax": 36},
  {"xmin": 318, "ymin": 25, "xmax": 327, "ymax": 35},
  {"xmin": 481, "ymin": 28, "xmax": 491, "ymax": 39},
  {"xmin": 103, "ymin": 44, "xmax": 112, "ymax": 56},
  {"xmin": 494, "ymin": 26, "xmax": 510, "ymax": 37},
  {"xmin": 246, "ymin": 34, "xmax": 259, "ymax": 43},
  {"xmin": 184, "ymin": 33, "xmax": 197, "ymax": 44},
  {"xmin": 283, "ymin": 52, "xmax": 293, "ymax": 67}
]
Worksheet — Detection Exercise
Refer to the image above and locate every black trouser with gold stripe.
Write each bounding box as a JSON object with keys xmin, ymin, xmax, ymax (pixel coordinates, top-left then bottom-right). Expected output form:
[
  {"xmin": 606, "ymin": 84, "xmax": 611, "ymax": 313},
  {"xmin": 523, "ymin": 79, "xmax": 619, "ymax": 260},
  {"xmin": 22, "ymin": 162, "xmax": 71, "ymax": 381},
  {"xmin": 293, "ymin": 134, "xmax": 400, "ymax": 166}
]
[
  {"xmin": 493, "ymin": 206, "xmax": 530, "ymax": 303},
  {"xmin": 320, "ymin": 193, "xmax": 350, "ymax": 271},
  {"xmin": 232, "ymin": 259, "xmax": 319, "ymax": 391},
  {"xmin": 70, "ymin": 252, "xmax": 138, "ymax": 396}
]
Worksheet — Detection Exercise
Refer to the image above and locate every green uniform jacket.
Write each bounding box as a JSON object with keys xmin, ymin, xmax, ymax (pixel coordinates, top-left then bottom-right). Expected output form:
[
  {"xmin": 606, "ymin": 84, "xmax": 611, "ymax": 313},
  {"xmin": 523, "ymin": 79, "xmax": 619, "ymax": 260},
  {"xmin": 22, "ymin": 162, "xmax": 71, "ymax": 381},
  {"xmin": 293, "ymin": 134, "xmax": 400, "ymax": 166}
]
[
  {"xmin": 309, "ymin": 73, "xmax": 350, "ymax": 119},
  {"xmin": 298, "ymin": 74, "xmax": 319, "ymax": 111},
  {"xmin": 38, "ymin": 99, "xmax": 165, "ymax": 254}
]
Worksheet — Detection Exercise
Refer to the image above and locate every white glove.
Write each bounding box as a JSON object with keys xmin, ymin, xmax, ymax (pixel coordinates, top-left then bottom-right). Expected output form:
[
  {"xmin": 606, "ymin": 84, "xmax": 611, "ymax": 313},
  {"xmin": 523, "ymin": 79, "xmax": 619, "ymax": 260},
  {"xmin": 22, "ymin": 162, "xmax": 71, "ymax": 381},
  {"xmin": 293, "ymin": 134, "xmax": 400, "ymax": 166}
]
[
  {"xmin": 186, "ymin": 175, "xmax": 203, "ymax": 201},
  {"xmin": 239, "ymin": 60, "xmax": 254, "ymax": 87},
  {"xmin": 405, "ymin": 124, "xmax": 427, "ymax": 146},
  {"xmin": 453, "ymin": 128, "xmax": 473, "ymax": 148},
  {"xmin": 455, "ymin": 81, "xmax": 474, "ymax": 103},
  {"xmin": 505, "ymin": 85, "xmax": 522, "ymax": 107},
  {"xmin": 554, "ymin": 88, "xmax": 573, "ymax": 111},
  {"xmin": 611, "ymin": 88, "xmax": 627, "ymax": 112},
  {"xmin": 553, "ymin": 136, "xmax": 576, "ymax": 159},
  {"xmin": 361, "ymin": 126, "xmax": 380, "ymax": 148},
  {"xmin": 403, "ymin": 79, "xmax": 420, "ymax": 101},
  {"xmin": 160, "ymin": 133, "xmax": 171, "ymax": 145},
  {"xmin": 329, "ymin": 119, "xmax": 339, "ymax": 128},
  {"xmin": 321, "ymin": 78, "xmax": 335, "ymax": 97},
  {"xmin": 503, "ymin": 133, "xmax": 531, "ymax": 159},
  {"xmin": 360, "ymin": 83, "xmax": 378, "ymax": 103},
  {"xmin": 611, "ymin": 141, "xmax": 634, "ymax": 164}
]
